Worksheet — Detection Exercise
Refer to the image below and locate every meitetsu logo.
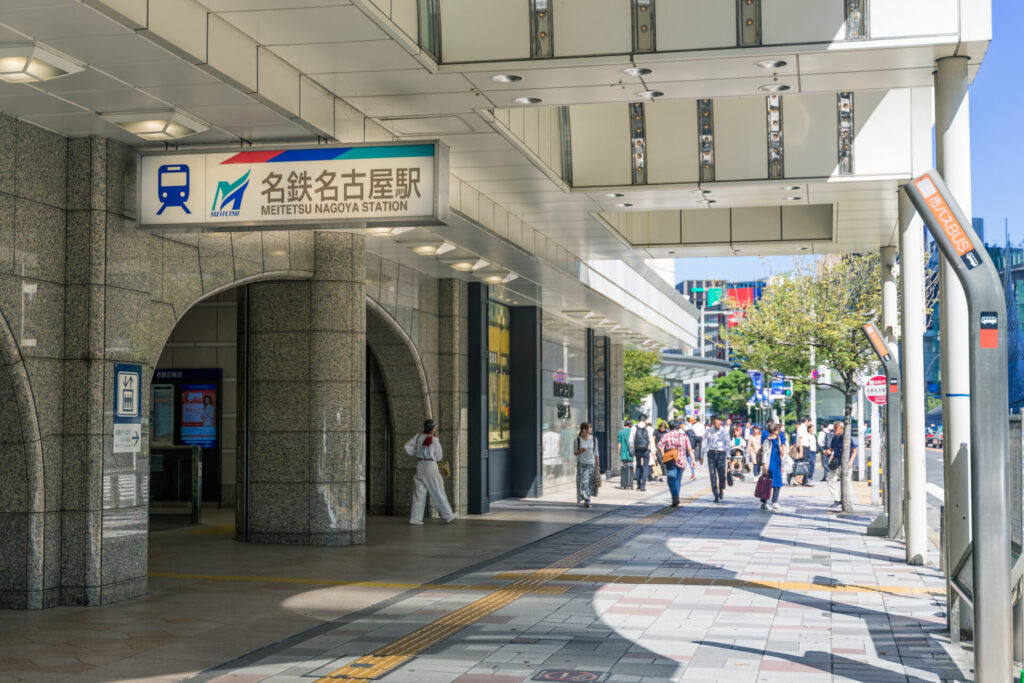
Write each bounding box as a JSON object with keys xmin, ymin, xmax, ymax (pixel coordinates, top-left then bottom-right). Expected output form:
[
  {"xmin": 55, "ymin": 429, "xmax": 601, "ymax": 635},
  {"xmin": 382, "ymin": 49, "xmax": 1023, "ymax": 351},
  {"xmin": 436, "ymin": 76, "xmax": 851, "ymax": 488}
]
[{"xmin": 210, "ymin": 170, "xmax": 250, "ymax": 218}]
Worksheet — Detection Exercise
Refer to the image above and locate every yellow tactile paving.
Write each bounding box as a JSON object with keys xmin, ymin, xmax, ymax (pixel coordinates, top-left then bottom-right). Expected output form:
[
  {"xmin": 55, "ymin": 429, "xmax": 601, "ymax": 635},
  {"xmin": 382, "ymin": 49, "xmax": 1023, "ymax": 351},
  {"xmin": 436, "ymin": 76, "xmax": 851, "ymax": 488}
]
[
  {"xmin": 487, "ymin": 570, "xmax": 944, "ymax": 596},
  {"xmin": 146, "ymin": 571, "xmax": 566, "ymax": 594},
  {"xmin": 314, "ymin": 487, "xmax": 712, "ymax": 681}
]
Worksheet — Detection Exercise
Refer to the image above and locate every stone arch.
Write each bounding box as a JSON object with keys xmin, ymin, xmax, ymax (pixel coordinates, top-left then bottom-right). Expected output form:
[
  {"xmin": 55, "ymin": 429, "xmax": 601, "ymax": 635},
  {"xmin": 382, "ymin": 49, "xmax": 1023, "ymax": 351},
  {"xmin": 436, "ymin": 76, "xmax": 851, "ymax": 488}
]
[
  {"xmin": 0, "ymin": 308, "xmax": 46, "ymax": 608},
  {"xmin": 365, "ymin": 298, "xmax": 434, "ymax": 516}
]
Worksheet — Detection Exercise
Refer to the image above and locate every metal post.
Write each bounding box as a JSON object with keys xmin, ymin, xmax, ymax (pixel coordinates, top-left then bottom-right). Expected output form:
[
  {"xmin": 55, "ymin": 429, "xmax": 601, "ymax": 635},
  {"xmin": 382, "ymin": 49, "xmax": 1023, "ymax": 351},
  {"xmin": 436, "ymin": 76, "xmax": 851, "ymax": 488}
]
[
  {"xmin": 190, "ymin": 446, "xmax": 202, "ymax": 525},
  {"xmin": 904, "ymin": 168, "xmax": 1012, "ymax": 683},
  {"xmin": 935, "ymin": 54, "xmax": 975, "ymax": 639},
  {"xmin": 857, "ymin": 387, "xmax": 866, "ymax": 481},
  {"xmin": 863, "ymin": 322, "xmax": 904, "ymax": 540},
  {"xmin": 809, "ymin": 345, "xmax": 817, "ymax": 431},
  {"xmin": 870, "ymin": 399, "xmax": 881, "ymax": 506}
]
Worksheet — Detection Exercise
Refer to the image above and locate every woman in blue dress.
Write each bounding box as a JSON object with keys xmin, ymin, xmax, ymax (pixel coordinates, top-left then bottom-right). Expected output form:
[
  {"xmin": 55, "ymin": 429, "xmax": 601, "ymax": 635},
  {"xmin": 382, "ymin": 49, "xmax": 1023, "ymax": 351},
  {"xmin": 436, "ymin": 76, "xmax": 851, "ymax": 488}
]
[{"xmin": 765, "ymin": 422, "xmax": 784, "ymax": 512}]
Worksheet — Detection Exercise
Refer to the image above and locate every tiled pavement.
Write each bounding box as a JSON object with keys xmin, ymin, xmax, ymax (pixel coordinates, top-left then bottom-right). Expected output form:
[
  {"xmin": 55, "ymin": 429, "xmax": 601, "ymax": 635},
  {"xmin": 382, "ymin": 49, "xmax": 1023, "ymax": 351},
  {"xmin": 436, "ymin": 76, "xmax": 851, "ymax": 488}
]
[{"xmin": 193, "ymin": 478, "xmax": 974, "ymax": 683}]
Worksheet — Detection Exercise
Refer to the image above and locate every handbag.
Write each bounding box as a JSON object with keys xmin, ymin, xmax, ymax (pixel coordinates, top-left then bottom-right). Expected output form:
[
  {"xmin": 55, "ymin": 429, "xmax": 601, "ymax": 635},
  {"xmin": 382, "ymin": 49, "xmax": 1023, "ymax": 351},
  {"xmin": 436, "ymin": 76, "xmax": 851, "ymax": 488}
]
[
  {"xmin": 726, "ymin": 470, "xmax": 734, "ymax": 486},
  {"xmin": 592, "ymin": 468, "xmax": 602, "ymax": 490},
  {"xmin": 754, "ymin": 473, "xmax": 772, "ymax": 500},
  {"xmin": 438, "ymin": 461, "xmax": 451, "ymax": 478},
  {"xmin": 650, "ymin": 460, "xmax": 663, "ymax": 478},
  {"xmin": 793, "ymin": 460, "xmax": 811, "ymax": 477},
  {"xmin": 661, "ymin": 447, "xmax": 678, "ymax": 463}
]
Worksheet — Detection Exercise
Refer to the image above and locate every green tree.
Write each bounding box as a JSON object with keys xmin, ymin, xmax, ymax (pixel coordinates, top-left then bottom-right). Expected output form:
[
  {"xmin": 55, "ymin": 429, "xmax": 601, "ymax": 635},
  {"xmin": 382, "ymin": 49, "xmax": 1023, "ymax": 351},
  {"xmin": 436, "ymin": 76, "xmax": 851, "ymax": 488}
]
[
  {"xmin": 672, "ymin": 387, "xmax": 690, "ymax": 415},
  {"xmin": 623, "ymin": 349, "xmax": 665, "ymax": 416},
  {"xmin": 705, "ymin": 369, "xmax": 753, "ymax": 417},
  {"xmin": 725, "ymin": 254, "xmax": 881, "ymax": 513}
]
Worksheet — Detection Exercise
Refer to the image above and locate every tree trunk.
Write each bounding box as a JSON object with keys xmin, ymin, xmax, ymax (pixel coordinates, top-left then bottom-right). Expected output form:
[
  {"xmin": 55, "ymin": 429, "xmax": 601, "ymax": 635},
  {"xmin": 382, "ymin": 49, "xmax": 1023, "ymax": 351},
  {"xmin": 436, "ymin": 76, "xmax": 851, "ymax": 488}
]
[{"xmin": 840, "ymin": 391, "xmax": 855, "ymax": 513}]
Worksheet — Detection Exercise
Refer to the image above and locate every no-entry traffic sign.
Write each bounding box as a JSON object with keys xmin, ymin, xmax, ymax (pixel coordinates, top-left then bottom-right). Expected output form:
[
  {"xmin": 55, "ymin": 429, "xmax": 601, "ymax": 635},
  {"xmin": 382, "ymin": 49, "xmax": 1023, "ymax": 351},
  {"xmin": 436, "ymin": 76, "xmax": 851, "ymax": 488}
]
[{"xmin": 865, "ymin": 375, "xmax": 888, "ymax": 405}]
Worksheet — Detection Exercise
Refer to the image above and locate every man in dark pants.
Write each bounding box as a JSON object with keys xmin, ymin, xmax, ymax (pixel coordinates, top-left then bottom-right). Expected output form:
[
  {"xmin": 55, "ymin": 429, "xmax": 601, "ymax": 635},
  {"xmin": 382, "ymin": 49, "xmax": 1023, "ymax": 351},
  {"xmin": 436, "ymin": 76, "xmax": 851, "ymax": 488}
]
[
  {"xmin": 701, "ymin": 416, "xmax": 730, "ymax": 503},
  {"xmin": 629, "ymin": 415, "xmax": 655, "ymax": 492}
]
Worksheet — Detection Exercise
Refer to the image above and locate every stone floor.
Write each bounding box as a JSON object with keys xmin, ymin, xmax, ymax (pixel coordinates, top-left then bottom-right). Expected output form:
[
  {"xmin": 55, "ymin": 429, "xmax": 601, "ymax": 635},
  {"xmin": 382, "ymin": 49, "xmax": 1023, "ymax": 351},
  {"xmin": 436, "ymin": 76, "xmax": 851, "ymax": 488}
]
[{"xmin": 0, "ymin": 472, "xmax": 976, "ymax": 682}]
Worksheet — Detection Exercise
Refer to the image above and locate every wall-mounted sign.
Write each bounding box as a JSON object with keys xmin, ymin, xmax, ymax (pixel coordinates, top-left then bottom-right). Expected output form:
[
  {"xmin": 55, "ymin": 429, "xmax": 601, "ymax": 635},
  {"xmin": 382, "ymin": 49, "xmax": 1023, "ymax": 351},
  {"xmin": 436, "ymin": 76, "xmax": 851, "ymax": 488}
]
[
  {"xmin": 113, "ymin": 363, "xmax": 142, "ymax": 454},
  {"xmin": 181, "ymin": 383, "xmax": 217, "ymax": 448},
  {"xmin": 865, "ymin": 375, "xmax": 887, "ymax": 406},
  {"xmin": 139, "ymin": 141, "xmax": 448, "ymax": 231}
]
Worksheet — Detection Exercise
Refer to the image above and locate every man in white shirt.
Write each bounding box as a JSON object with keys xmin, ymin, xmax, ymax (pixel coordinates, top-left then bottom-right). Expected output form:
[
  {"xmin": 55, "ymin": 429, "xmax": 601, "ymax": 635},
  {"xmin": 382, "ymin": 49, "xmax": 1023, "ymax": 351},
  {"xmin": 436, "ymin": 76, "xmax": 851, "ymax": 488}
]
[
  {"xmin": 691, "ymin": 419, "xmax": 706, "ymax": 464},
  {"xmin": 796, "ymin": 418, "xmax": 816, "ymax": 486},
  {"xmin": 404, "ymin": 419, "xmax": 456, "ymax": 525},
  {"xmin": 629, "ymin": 415, "xmax": 656, "ymax": 492},
  {"xmin": 817, "ymin": 423, "xmax": 833, "ymax": 482}
]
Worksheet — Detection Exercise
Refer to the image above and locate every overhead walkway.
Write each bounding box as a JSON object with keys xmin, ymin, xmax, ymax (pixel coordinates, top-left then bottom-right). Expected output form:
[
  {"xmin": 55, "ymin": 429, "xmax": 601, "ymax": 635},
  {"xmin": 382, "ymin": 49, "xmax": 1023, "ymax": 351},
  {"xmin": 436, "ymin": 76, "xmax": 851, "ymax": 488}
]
[{"xmin": 0, "ymin": 475, "xmax": 969, "ymax": 682}]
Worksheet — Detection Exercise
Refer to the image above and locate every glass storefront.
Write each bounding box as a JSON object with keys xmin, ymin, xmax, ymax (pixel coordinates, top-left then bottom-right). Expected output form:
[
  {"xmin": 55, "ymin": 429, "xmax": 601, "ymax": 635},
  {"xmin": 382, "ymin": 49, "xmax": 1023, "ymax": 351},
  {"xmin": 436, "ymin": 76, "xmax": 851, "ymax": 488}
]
[
  {"xmin": 487, "ymin": 301, "xmax": 511, "ymax": 449},
  {"xmin": 541, "ymin": 320, "xmax": 588, "ymax": 491}
]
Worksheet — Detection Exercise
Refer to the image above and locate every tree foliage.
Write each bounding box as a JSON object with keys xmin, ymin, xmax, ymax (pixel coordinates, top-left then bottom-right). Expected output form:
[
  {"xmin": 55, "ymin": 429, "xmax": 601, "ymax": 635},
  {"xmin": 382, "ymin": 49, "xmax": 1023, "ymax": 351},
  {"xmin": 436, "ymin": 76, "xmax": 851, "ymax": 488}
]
[
  {"xmin": 705, "ymin": 369, "xmax": 754, "ymax": 417},
  {"xmin": 623, "ymin": 349, "xmax": 665, "ymax": 415},
  {"xmin": 724, "ymin": 254, "xmax": 882, "ymax": 512}
]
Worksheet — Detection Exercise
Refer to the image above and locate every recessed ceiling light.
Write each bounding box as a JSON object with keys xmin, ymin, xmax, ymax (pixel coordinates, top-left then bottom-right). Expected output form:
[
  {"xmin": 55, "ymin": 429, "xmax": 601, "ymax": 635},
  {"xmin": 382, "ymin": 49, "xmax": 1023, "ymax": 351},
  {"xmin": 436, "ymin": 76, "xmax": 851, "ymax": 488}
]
[
  {"xmin": 605, "ymin": 192, "xmax": 625, "ymax": 198},
  {"xmin": 0, "ymin": 44, "xmax": 83, "ymax": 83},
  {"xmin": 491, "ymin": 74, "xmax": 523, "ymax": 83},
  {"xmin": 707, "ymin": 199, "xmax": 717, "ymax": 204},
  {"xmin": 623, "ymin": 66, "xmax": 652, "ymax": 77},
  {"xmin": 794, "ymin": 246, "xmax": 809, "ymax": 251},
  {"xmin": 782, "ymin": 186, "xmax": 801, "ymax": 191},
  {"xmin": 786, "ymin": 196, "xmax": 803, "ymax": 201},
  {"xmin": 615, "ymin": 202, "xmax": 633, "ymax": 208},
  {"xmin": 513, "ymin": 96, "xmax": 543, "ymax": 105},
  {"xmin": 636, "ymin": 90, "xmax": 664, "ymax": 99},
  {"xmin": 102, "ymin": 110, "xmax": 208, "ymax": 140},
  {"xmin": 759, "ymin": 84, "xmax": 790, "ymax": 93},
  {"xmin": 755, "ymin": 59, "xmax": 788, "ymax": 70}
]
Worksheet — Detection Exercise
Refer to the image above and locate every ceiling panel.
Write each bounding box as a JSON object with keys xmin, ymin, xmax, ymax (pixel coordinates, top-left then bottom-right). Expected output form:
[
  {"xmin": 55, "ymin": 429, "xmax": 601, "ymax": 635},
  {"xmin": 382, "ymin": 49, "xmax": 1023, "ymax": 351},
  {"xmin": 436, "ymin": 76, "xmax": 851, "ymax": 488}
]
[
  {"xmin": 464, "ymin": 64, "xmax": 640, "ymax": 92},
  {"xmin": 218, "ymin": 5, "xmax": 387, "ymax": 44},
  {"xmin": 47, "ymin": 33, "xmax": 175, "ymax": 66},
  {"xmin": 272, "ymin": 40, "xmax": 420, "ymax": 74},
  {"xmin": 347, "ymin": 91, "xmax": 494, "ymax": 117},
  {"xmin": 452, "ymin": 166, "xmax": 549, "ymax": 183},
  {"xmin": 102, "ymin": 60, "xmax": 222, "ymax": 87},
  {"xmin": 313, "ymin": 69, "xmax": 473, "ymax": 97},
  {"xmin": 32, "ymin": 68, "xmax": 126, "ymax": 93},
  {"xmin": 0, "ymin": 92, "xmax": 88, "ymax": 117},
  {"xmin": 59, "ymin": 88, "xmax": 169, "ymax": 112},
  {"xmin": 0, "ymin": 3, "xmax": 129, "ymax": 40},
  {"xmin": 202, "ymin": 0, "xmax": 352, "ymax": 9},
  {"xmin": 141, "ymin": 83, "xmax": 257, "ymax": 108}
]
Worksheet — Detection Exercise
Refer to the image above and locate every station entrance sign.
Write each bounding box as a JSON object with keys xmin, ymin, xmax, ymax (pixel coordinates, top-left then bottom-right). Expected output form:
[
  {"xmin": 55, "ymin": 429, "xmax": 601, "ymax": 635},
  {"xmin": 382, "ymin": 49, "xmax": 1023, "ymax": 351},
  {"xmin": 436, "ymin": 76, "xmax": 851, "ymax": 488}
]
[
  {"xmin": 865, "ymin": 375, "xmax": 888, "ymax": 405},
  {"xmin": 138, "ymin": 141, "xmax": 449, "ymax": 231}
]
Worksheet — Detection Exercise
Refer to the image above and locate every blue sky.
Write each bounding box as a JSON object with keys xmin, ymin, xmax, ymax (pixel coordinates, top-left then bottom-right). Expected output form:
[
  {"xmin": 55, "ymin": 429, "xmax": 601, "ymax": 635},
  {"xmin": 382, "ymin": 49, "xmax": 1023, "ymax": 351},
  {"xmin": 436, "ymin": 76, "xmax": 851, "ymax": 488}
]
[{"xmin": 676, "ymin": 0, "xmax": 1018, "ymax": 283}]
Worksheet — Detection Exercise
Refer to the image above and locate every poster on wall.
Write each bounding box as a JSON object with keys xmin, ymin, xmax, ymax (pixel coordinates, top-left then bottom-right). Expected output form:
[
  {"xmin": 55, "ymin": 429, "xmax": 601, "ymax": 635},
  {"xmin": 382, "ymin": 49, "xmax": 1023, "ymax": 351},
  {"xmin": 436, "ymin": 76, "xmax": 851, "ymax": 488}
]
[{"xmin": 181, "ymin": 383, "xmax": 217, "ymax": 448}]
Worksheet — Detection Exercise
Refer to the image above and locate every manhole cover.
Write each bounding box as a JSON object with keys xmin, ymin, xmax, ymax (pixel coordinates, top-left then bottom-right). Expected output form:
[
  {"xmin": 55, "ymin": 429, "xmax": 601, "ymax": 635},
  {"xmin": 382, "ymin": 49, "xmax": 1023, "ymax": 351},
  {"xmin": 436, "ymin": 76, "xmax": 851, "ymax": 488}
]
[{"xmin": 532, "ymin": 671, "xmax": 609, "ymax": 682}]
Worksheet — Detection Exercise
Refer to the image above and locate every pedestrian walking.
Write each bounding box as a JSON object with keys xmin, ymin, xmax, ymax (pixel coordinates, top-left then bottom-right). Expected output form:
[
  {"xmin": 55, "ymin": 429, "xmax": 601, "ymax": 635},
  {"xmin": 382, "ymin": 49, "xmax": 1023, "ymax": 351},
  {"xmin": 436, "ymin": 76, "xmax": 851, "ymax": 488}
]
[
  {"xmin": 405, "ymin": 419, "xmax": 456, "ymax": 525},
  {"xmin": 827, "ymin": 422, "xmax": 856, "ymax": 509},
  {"xmin": 574, "ymin": 422, "xmax": 600, "ymax": 508},
  {"xmin": 618, "ymin": 419, "xmax": 634, "ymax": 489},
  {"xmin": 817, "ymin": 422, "xmax": 833, "ymax": 481},
  {"xmin": 691, "ymin": 418, "xmax": 706, "ymax": 464},
  {"xmin": 656, "ymin": 420, "xmax": 691, "ymax": 507},
  {"xmin": 800, "ymin": 418, "xmax": 817, "ymax": 485},
  {"xmin": 762, "ymin": 422, "xmax": 785, "ymax": 512},
  {"xmin": 630, "ymin": 415, "xmax": 656, "ymax": 491},
  {"xmin": 702, "ymin": 416, "xmax": 730, "ymax": 503},
  {"xmin": 747, "ymin": 426, "xmax": 763, "ymax": 476}
]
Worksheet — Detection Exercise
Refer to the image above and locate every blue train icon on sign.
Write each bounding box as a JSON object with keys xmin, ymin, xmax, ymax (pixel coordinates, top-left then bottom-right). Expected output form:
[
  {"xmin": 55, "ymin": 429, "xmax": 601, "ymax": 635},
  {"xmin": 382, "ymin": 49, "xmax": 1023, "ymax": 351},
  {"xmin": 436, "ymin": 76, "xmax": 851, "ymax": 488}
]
[{"xmin": 157, "ymin": 163, "xmax": 191, "ymax": 215}]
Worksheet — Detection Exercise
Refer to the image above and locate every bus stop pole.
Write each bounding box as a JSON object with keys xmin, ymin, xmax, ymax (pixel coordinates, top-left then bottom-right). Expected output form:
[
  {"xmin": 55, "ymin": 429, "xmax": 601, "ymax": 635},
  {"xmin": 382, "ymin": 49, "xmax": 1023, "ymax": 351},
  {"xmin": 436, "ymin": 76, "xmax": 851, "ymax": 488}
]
[
  {"xmin": 904, "ymin": 170, "xmax": 1012, "ymax": 683},
  {"xmin": 862, "ymin": 322, "xmax": 903, "ymax": 540}
]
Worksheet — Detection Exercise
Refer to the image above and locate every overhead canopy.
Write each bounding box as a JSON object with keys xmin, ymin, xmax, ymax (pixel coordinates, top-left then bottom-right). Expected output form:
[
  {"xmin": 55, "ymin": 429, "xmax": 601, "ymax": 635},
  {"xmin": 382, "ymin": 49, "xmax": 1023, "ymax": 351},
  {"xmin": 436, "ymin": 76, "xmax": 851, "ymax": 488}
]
[{"xmin": 655, "ymin": 354, "xmax": 733, "ymax": 386}]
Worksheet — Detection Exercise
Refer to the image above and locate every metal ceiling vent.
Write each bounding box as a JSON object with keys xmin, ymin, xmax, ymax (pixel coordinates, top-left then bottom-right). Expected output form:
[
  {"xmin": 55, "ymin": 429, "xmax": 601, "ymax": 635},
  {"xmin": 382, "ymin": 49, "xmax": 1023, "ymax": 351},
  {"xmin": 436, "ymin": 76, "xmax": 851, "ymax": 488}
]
[
  {"xmin": 767, "ymin": 95, "xmax": 784, "ymax": 180},
  {"xmin": 737, "ymin": 0, "xmax": 762, "ymax": 47},
  {"xmin": 838, "ymin": 92, "xmax": 855, "ymax": 175},
  {"xmin": 531, "ymin": 0, "xmax": 553, "ymax": 59},
  {"xmin": 698, "ymin": 99, "xmax": 715, "ymax": 182},
  {"xmin": 632, "ymin": 0, "xmax": 655, "ymax": 53},
  {"xmin": 630, "ymin": 102, "xmax": 647, "ymax": 185}
]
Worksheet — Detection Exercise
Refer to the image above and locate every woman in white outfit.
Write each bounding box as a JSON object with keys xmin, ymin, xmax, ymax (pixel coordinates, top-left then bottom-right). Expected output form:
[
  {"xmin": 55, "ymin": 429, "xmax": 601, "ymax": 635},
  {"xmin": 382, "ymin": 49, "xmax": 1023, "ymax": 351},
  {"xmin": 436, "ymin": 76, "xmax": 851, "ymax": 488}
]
[{"xmin": 404, "ymin": 419, "xmax": 456, "ymax": 525}]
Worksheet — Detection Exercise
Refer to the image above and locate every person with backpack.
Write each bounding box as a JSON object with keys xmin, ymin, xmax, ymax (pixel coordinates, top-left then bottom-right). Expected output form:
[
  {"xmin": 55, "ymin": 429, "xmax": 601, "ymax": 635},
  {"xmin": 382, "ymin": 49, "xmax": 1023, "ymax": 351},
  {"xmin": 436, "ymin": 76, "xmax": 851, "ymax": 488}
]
[
  {"xmin": 629, "ymin": 415, "xmax": 656, "ymax": 492},
  {"xmin": 617, "ymin": 419, "xmax": 634, "ymax": 489}
]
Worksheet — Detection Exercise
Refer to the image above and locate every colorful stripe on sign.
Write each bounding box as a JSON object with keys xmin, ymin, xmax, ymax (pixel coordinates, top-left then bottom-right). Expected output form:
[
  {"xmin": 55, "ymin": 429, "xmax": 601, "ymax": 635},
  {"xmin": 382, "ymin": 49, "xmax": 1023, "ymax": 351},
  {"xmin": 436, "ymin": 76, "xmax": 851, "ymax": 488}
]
[{"xmin": 220, "ymin": 145, "xmax": 434, "ymax": 165}]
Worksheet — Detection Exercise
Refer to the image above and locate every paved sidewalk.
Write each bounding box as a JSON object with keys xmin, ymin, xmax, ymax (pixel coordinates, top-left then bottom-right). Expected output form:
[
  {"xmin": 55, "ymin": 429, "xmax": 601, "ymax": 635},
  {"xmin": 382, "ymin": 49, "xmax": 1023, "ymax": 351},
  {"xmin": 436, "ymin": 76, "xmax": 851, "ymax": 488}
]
[{"xmin": 194, "ymin": 477, "xmax": 973, "ymax": 683}]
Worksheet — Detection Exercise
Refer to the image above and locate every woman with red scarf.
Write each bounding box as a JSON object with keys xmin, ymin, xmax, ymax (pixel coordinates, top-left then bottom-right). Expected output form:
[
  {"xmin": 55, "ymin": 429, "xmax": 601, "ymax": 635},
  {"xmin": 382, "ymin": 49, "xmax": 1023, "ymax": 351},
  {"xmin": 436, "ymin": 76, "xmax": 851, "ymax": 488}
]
[{"xmin": 404, "ymin": 419, "xmax": 456, "ymax": 525}]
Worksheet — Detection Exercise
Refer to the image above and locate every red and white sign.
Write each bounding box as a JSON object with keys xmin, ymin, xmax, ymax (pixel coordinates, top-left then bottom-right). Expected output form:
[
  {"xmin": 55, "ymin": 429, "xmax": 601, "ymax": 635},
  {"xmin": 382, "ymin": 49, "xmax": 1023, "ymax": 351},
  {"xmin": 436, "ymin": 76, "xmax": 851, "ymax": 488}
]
[{"xmin": 865, "ymin": 375, "xmax": 888, "ymax": 405}]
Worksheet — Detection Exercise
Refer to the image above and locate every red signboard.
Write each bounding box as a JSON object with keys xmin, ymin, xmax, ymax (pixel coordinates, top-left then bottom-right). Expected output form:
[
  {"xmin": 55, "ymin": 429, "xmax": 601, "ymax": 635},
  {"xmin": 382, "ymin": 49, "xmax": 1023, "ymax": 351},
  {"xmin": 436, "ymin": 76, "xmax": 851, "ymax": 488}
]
[{"xmin": 864, "ymin": 375, "xmax": 888, "ymax": 405}]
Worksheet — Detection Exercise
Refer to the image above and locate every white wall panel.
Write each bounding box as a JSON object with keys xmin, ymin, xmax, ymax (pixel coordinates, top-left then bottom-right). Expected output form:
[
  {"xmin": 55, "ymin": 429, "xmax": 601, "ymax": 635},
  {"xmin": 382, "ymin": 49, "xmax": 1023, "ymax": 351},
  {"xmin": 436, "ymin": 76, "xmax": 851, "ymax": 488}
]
[
  {"xmin": 391, "ymin": 0, "xmax": 419, "ymax": 41},
  {"xmin": 682, "ymin": 208, "xmax": 730, "ymax": 244},
  {"xmin": 553, "ymin": 0, "xmax": 631, "ymax": 57},
  {"xmin": 257, "ymin": 47, "xmax": 300, "ymax": 116},
  {"xmin": 647, "ymin": 211, "xmax": 683, "ymax": 245},
  {"xmin": 714, "ymin": 97, "xmax": 767, "ymax": 181},
  {"xmin": 782, "ymin": 93, "xmax": 838, "ymax": 178},
  {"xmin": 782, "ymin": 204, "xmax": 833, "ymax": 240},
  {"xmin": 870, "ymin": 0, "xmax": 957, "ymax": 39},
  {"xmin": 732, "ymin": 207, "xmax": 782, "ymax": 242},
  {"xmin": 440, "ymin": 0, "xmax": 530, "ymax": 63},
  {"xmin": 645, "ymin": 100, "xmax": 698, "ymax": 185},
  {"xmin": 147, "ymin": 0, "xmax": 207, "ymax": 63},
  {"xmin": 207, "ymin": 14, "xmax": 258, "ymax": 93},
  {"xmin": 762, "ymin": 0, "xmax": 845, "ymax": 45},
  {"xmin": 569, "ymin": 104, "xmax": 631, "ymax": 187},
  {"xmin": 852, "ymin": 89, "xmax": 911, "ymax": 177},
  {"xmin": 656, "ymin": 0, "xmax": 736, "ymax": 51},
  {"xmin": 84, "ymin": 0, "xmax": 146, "ymax": 28},
  {"xmin": 300, "ymin": 76, "xmax": 334, "ymax": 136}
]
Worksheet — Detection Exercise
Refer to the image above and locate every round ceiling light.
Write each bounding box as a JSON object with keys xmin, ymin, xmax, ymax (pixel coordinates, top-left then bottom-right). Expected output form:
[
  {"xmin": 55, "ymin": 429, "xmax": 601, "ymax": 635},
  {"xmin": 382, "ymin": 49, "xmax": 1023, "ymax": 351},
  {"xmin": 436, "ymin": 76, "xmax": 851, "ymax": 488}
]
[
  {"xmin": 782, "ymin": 186, "xmax": 801, "ymax": 191},
  {"xmin": 615, "ymin": 202, "xmax": 633, "ymax": 208},
  {"xmin": 605, "ymin": 192, "xmax": 624, "ymax": 198},
  {"xmin": 513, "ymin": 96, "xmax": 543, "ymax": 105},
  {"xmin": 794, "ymin": 246, "xmax": 809, "ymax": 251},
  {"xmin": 759, "ymin": 83, "xmax": 790, "ymax": 93},
  {"xmin": 491, "ymin": 74, "xmax": 523, "ymax": 83},
  {"xmin": 623, "ymin": 66, "xmax": 653, "ymax": 77},
  {"xmin": 755, "ymin": 59, "xmax": 788, "ymax": 70},
  {"xmin": 786, "ymin": 196, "xmax": 803, "ymax": 201},
  {"xmin": 636, "ymin": 90, "xmax": 664, "ymax": 99}
]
